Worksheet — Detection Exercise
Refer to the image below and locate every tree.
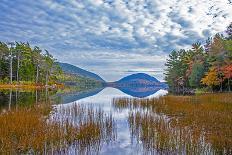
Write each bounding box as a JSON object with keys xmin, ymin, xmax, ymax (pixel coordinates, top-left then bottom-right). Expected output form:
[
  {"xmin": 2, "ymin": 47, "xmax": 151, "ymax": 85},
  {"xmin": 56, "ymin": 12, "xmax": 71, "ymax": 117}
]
[
  {"xmin": 33, "ymin": 46, "xmax": 42, "ymax": 84},
  {"xmin": 186, "ymin": 43, "xmax": 206, "ymax": 86},
  {"xmin": 19, "ymin": 43, "xmax": 35, "ymax": 81},
  {"xmin": 223, "ymin": 39, "xmax": 232, "ymax": 64},
  {"xmin": 226, "ymin": 22, "xmax": 232, "ymax": 40},
  {"xmin": 15, "ymin": 42, "xmax": 23, "ymax": 82},
  {"xmin": 222, "ymin": 64, "xmax": 232, "ymax": 91},
  {"xmin": 165, "ymin": 50, "xmax": 189, "ymax": 93},
  {"xmin": 43, "ymin": 50, "xmax": 55, "ymax": 86},
  {"xmin": 208, "ymin": 34, "xmax": 226, "ymax": 91},
  {"xmin": 201, "ymin": 67, "xmax": 220, "ymax": 91},
  {"xmin": 0, "ymin": 41, "xmax": 62, "ymax": 86},
  {"xmin": 7, "ymin": 42, "xmax": 15, "ymax": 84},
  {"xmin": 189, "ymin": 63, "xmax": 205, "ymax": 88},
  {"xmin": 164, "ymin": 23, "xmax": 231, "ymax": 93},
  {"xmin": 0, "ymin": 42, "xmax": 9, "ymax": 80}
]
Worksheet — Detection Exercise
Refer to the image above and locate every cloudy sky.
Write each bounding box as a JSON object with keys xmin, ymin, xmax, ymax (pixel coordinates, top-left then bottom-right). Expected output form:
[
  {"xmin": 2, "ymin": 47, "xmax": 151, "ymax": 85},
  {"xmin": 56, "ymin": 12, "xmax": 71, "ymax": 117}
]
[{"xmin": 0, "ymin": 0, "xmax": 231, "ymax": 81}]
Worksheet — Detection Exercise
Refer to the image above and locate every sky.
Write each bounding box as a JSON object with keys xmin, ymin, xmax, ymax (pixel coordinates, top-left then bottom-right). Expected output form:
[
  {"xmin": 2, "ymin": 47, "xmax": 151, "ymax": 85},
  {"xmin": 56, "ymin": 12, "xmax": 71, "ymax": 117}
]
[{"xmin": 0, "ymin": 0, "xmax": 231, "ymax": 82}]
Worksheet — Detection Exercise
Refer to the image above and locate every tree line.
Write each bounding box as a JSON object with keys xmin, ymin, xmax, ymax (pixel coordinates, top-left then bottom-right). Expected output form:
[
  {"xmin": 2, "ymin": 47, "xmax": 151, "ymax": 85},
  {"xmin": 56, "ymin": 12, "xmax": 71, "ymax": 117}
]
[
  {"xmin": 0, "ymin": 42, "xmax": 61, "ymax": 85},
  {"xmin": 165, "ymin": 23, "xmax": 232, "ymax": 94}
]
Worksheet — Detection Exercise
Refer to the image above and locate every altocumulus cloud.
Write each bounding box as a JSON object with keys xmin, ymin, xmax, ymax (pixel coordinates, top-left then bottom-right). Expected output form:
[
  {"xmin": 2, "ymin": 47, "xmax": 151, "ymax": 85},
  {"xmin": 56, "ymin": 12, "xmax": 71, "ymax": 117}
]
[{"xmin": 0, "ymin": 0, "xmax": 231, "ymax": 81}]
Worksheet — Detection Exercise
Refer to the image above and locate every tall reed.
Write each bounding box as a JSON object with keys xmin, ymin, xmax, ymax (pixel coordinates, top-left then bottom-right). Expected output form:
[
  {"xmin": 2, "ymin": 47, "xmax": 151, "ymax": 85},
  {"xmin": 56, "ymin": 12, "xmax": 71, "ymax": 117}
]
[{"xmin": 51, "ymin": 103, "xmax": 117, "ymax": 154}]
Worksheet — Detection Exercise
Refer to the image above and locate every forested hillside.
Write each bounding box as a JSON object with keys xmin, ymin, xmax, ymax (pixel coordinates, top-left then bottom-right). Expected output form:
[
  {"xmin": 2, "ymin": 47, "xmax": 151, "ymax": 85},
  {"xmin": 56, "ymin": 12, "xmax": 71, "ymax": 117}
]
[
  {"xmin": 58, "ymin": 62, "xmax": 105, "ymax": 82},
  {"xmin": 0, "ymin": 42, "xmax": 103, "ymax": 88},
  {"xmin": 165, "ymin": 23, "xmax": 232, "ymax": 94}
]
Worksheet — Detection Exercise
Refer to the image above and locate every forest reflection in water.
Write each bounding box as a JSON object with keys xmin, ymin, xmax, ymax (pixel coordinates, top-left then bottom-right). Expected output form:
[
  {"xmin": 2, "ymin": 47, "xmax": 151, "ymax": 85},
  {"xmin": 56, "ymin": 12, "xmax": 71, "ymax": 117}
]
[
  {"xmin": 0, "ymin": 88, "xmax": 52, "ymax": 111},
  {"xmin": 112, "ymin": 93, "xmax": 232, "ymax": 154}
]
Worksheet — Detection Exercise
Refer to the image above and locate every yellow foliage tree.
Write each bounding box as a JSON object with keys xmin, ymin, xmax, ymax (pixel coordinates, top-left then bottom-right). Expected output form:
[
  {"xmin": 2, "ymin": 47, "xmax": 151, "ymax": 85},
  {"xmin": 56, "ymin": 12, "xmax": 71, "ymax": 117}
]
[{"xmin": 201, "ymin": 67, "xmax": 220, "ymax": 90}]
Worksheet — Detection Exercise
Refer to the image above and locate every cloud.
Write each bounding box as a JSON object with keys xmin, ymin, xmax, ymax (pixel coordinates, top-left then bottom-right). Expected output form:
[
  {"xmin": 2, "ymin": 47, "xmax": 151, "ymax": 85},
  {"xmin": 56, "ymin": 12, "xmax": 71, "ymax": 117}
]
[{"xmin": 0, "ymin": 0, "xmax": 231, "ymax": 81}]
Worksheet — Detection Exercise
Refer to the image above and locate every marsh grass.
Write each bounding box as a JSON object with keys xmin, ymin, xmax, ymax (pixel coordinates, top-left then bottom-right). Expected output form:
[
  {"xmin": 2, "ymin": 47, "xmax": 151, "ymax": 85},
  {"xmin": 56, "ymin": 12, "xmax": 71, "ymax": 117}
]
[
  {"xmin": 0, "ymin": 104, "xmax": 70, "ymax": 154},
  {"xmin": 0, "ymin": 102, "xmax": 116, "ymax": 154},
  {"xmin": 51, "ymin": 103, "xmax": 117, "ymax": 154},
  {"xmin": 113, "ymin": 93, "xmax": 232, "ymax": 154}
]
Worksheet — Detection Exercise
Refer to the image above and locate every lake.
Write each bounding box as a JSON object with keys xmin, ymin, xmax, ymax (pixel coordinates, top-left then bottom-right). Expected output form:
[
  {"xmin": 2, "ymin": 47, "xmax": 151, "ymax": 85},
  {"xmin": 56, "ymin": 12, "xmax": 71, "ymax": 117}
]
[
  {"xmin": 0, "ymin": 87, "xmax": 231, "ymax": 154},
  {"xmin": 53, "ymin": 87, "xmax": 168, "ymax": 155}
]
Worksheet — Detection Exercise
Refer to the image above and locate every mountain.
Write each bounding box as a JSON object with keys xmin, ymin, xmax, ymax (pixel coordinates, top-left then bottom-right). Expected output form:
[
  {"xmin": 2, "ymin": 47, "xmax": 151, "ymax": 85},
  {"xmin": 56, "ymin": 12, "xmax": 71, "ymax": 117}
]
[
  {"xmin": 118, "ymin": 73, "xmax": 160, "ymax": 83},
  {"xmin": 106, "ymin": 73, "xmax": 168, "ymax": 97},
  {"xmin": 109, "ymin": 73, "xmax": 167, "ymax": 87},
  {"xmin": 58, "ymin": 62, "xmax": 105, "ymax": 82}
]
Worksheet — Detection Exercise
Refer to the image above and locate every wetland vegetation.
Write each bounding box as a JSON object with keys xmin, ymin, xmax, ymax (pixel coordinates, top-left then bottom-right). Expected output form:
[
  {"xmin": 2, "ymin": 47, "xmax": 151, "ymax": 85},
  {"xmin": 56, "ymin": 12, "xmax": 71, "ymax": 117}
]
[
  {"xmin": 113, "ymin": 93, "xmax": 232, "ymax": 154},
  {"xmin": 0, "ymin": 99, "xmax": 116, "ymax": 154}
]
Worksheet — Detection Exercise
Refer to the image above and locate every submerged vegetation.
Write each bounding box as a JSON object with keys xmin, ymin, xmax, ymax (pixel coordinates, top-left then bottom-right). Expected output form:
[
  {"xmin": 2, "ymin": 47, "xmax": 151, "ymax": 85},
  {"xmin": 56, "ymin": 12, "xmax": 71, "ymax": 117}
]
[
  {"xmin": 0, "ymin": 103, "xmax": 116, "ymax": 154},
  {"xmin": 165, "ymin": 23, "xmax": 232, "ymax": 94},
  {"xmin": 113, "ymin": 93, "xmax": 232, "ymax": 154}
]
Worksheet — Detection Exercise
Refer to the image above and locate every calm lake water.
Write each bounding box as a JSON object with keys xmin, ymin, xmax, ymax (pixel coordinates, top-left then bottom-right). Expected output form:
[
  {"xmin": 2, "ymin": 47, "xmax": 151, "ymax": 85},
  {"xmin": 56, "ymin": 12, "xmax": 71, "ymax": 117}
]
[
  {"xmin": 0, "ymin": 87, "xmax": 168, "ymax": 154},
  {"xmin": 53, "ymin": 87, "xmax": 168, "ymax": 155}
]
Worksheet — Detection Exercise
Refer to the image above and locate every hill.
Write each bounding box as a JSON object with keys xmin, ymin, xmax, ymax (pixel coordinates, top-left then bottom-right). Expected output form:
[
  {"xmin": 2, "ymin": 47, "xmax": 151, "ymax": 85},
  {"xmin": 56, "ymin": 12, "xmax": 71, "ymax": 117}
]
[
  {"xmin": 118, "ymin": 73, "xmax": 160, "ymax": 83},
  {"xmin": 109, "ymin": 73, "xmax": 166, "ymax": 87},
  {"xmin": 58, "ymin": 62, "xmax": 105, "ymax": 82}
]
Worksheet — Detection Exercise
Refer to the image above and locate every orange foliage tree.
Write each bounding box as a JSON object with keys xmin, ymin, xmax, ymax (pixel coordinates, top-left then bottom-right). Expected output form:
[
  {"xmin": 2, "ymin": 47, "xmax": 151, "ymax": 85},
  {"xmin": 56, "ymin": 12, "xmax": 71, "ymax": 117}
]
[
  {"xmin": 201, "ymin": 67, "xmax": 220, "ymax": 91},
  {"xmin": 222, "ymin": 64, "xmax": 232, "ymax": 91}
]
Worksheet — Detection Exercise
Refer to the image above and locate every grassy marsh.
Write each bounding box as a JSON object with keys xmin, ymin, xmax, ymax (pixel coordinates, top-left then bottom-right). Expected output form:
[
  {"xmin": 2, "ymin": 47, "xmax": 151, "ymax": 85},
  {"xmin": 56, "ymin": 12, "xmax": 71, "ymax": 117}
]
[
  {"xmin": 51, "ymin": 103, "xmax": 117, "ymax": 154},
  {"xmin": 113, "ymin": 93, "xmax": 232, "ymax": 154},
  {"xmin": 0, "ymin": 102, "xmax": 116, "ymax": 154}
]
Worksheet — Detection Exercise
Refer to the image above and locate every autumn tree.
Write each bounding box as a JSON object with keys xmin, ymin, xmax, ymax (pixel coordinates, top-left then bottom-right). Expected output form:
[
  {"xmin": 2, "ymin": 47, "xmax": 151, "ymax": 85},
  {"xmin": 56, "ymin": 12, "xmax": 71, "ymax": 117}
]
[
  {"xmin": 164, "ymin": 23, "xmax": 231, "ymax": 93},
  {"xmin": 201, "ymin": 67, "xmax": 220, "ymax": 91},
  {"xmin": 222, "ymin": 64, "xmax": 232, "ymax": 91}
]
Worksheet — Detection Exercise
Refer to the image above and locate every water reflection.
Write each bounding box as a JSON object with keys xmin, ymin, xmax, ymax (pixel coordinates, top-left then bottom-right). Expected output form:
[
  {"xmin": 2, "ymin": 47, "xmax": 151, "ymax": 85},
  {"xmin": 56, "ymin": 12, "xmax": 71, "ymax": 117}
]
[
  {"xmin": 0, "ymin": 85, "xmax": 166, "ymax": 111},
  {"xmin": 0, "ymin": 89, "xmax": 54, "ymax": 111},
  {"xmin": 112, "ymin": 85, "xmax": 167, "ymax": 98},
  {"xmin": 55, "ymin": 87, "xmax": 104, "ymax": 104},
  {"xmin": 0, "ymin": 86, "xmax": 168, "ymax": 154}
]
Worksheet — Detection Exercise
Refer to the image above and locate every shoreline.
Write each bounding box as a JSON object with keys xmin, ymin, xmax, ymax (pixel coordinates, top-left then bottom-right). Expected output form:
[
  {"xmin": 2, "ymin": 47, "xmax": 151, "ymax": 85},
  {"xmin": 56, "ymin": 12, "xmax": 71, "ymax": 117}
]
[{"xmin": 0, "ymin": 84, "xmax": 64, "ymax": 90}]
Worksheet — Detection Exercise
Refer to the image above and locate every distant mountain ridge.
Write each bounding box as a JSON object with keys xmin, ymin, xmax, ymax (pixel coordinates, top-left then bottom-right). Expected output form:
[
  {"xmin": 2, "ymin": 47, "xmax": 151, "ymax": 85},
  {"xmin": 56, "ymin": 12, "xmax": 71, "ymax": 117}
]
[
  {"xmin": 58, "ymin": 62, "xmax": 105, "ymax": 82},
  {"xmin": 58, "ymin": 63, "xmax": 167, "ymax": 89},
  {"xmin": 108, "ymin": 73, "xmax": 168, "ymax": 88}
]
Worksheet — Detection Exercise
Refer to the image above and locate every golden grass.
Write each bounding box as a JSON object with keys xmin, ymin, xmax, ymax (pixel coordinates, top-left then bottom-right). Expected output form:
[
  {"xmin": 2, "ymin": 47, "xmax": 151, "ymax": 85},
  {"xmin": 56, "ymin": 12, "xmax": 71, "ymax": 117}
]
[
  {"xmin": 113, "ymin": 93, "xmax": 232, "ymax": 154},
  {"xmin": 51, "ymin": 103, "xmax": 116, "ymax": 154},
  {"xmin": 0, "ymin": 104, "xmax": 74, "ymax": 154},
  {"xmin": 0, "ymin": 103, "xmax": 116, "ymax": 154}
]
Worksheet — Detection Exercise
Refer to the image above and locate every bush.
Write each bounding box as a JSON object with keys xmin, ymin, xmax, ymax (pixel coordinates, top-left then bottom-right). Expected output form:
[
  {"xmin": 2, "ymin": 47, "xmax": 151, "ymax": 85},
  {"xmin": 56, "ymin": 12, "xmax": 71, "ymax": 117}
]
[{"xmin": 195, "ymin": 87, "xmax": 210, "ymax": 95}]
